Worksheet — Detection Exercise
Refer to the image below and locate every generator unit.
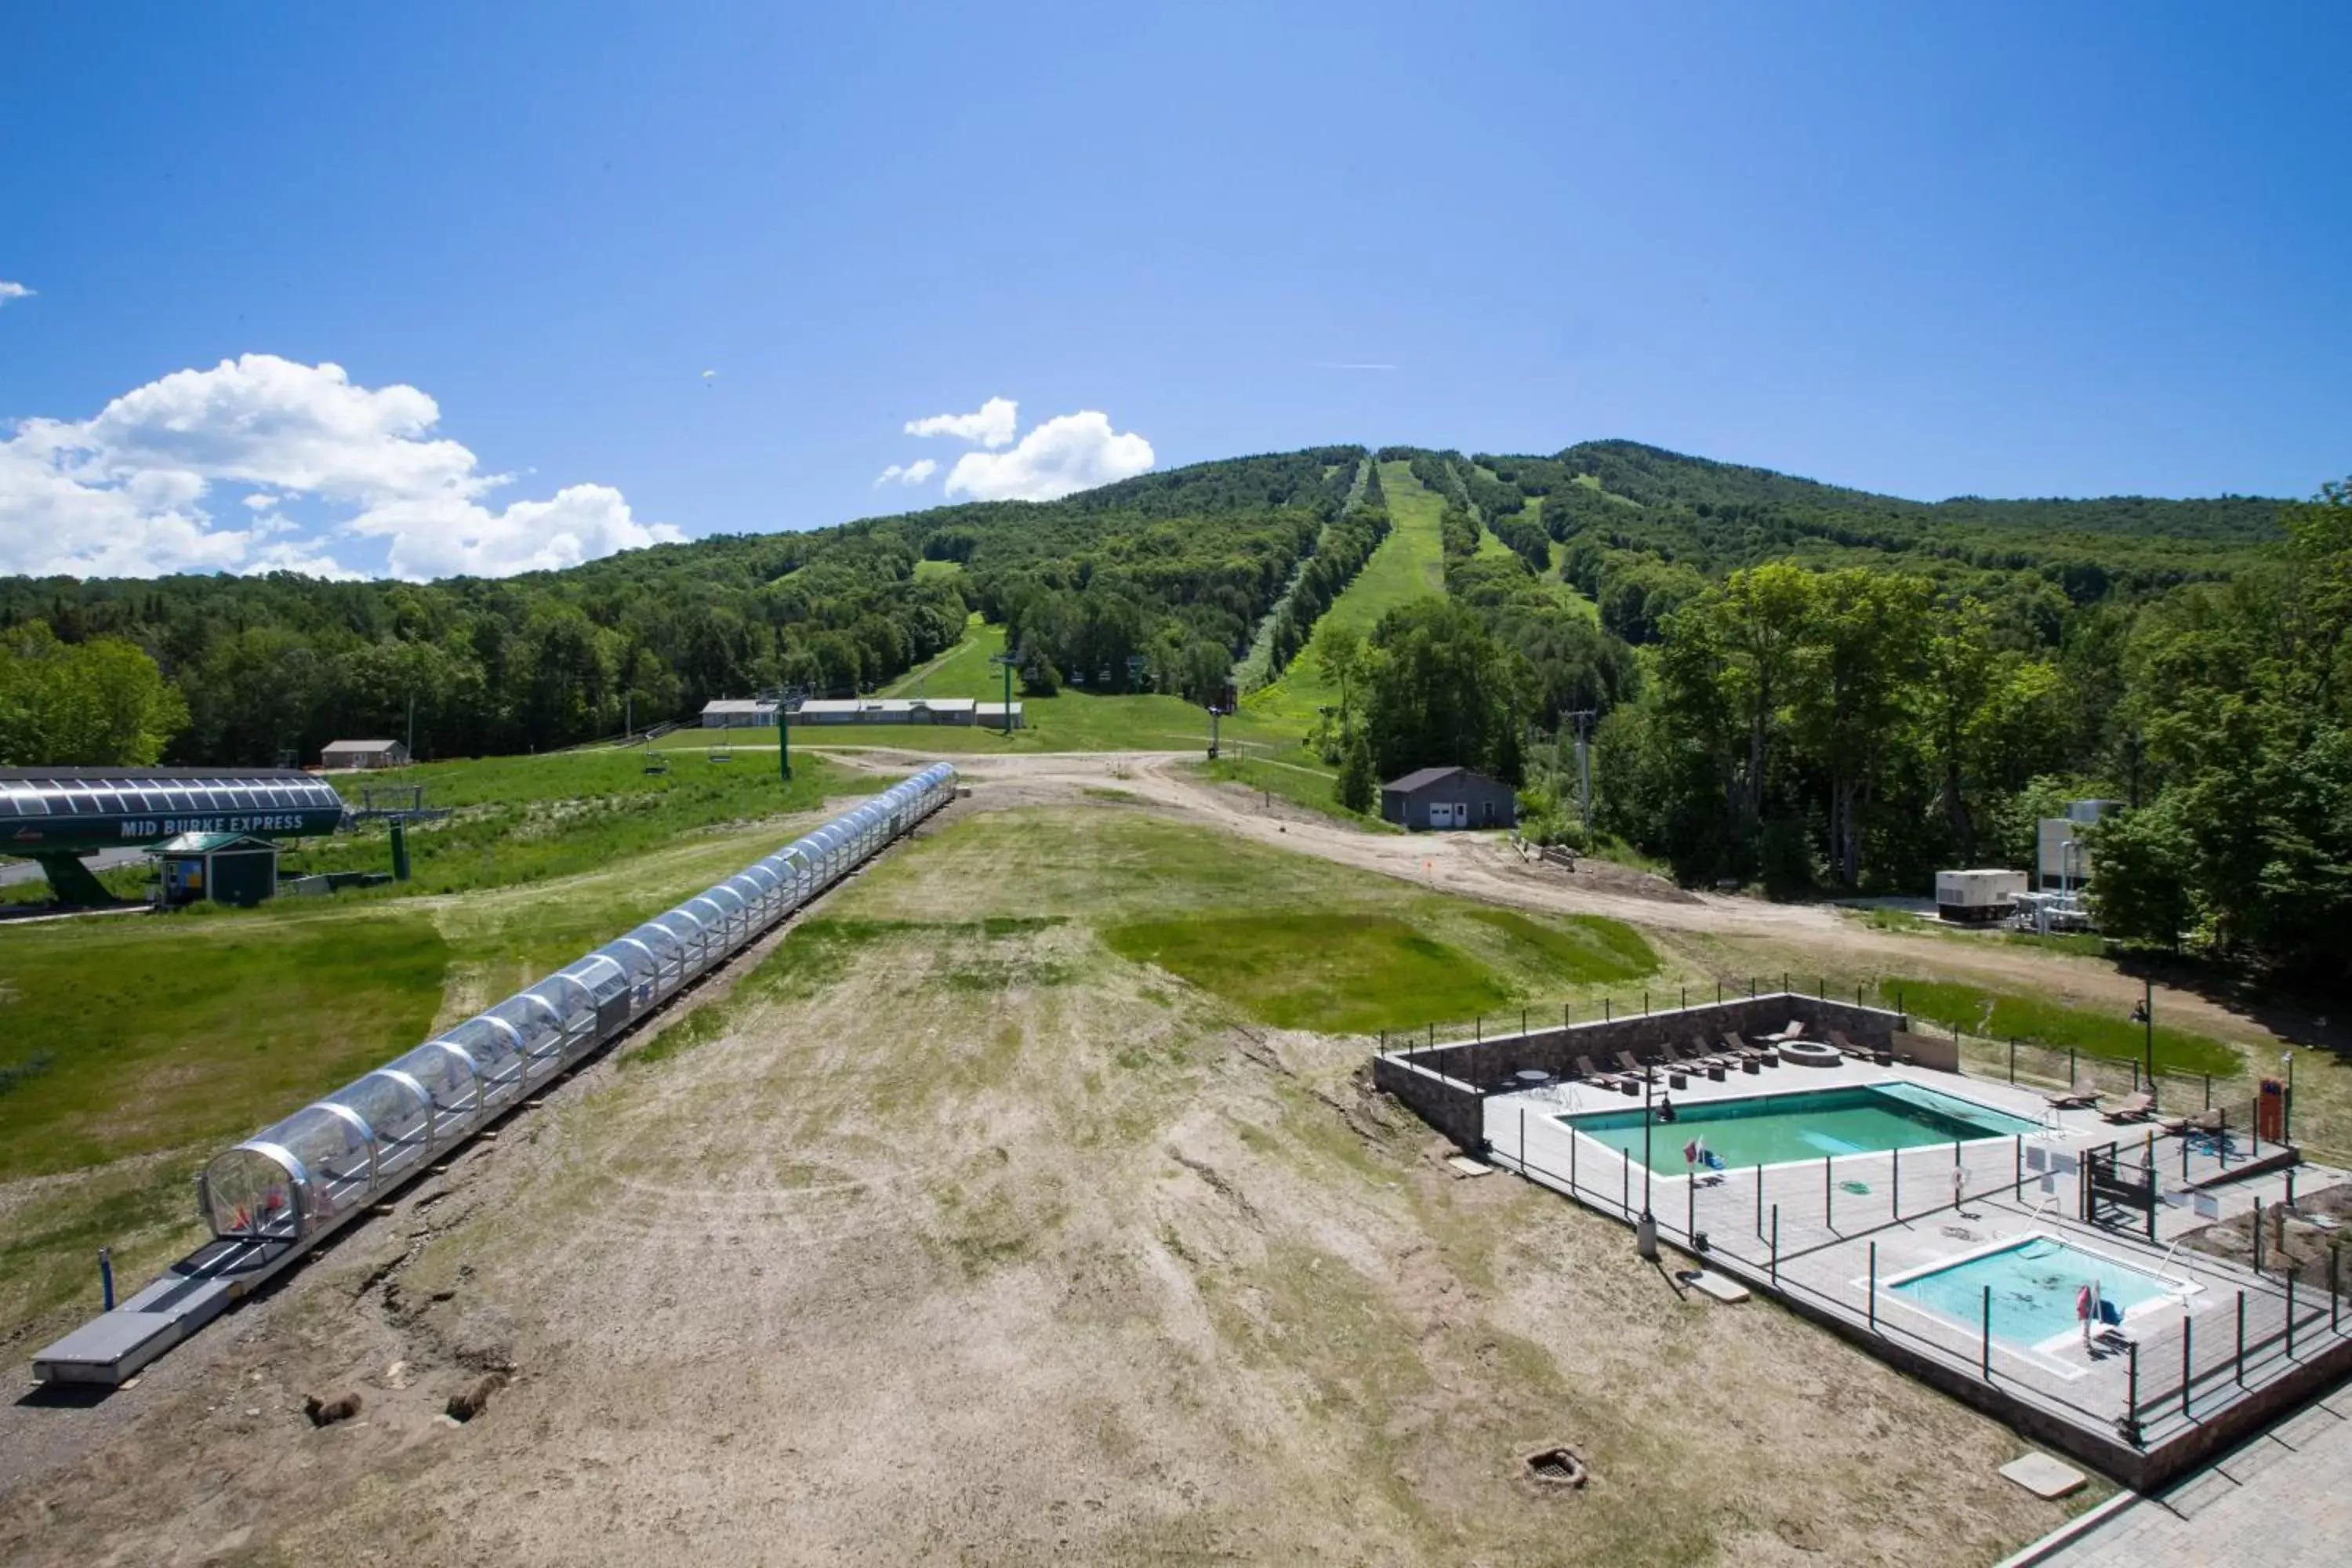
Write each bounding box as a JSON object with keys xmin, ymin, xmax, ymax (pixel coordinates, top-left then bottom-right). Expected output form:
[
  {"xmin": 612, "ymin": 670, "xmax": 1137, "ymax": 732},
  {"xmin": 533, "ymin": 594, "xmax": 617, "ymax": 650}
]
[{"xmin": 1934, "ymin": 868, "xmax": 2028, "ymax": 924}]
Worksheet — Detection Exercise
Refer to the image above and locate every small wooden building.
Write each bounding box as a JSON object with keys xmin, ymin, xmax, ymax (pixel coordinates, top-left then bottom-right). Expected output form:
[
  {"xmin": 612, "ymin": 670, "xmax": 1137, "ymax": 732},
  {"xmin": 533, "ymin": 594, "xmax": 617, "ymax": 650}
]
[
  {"xmin": 320, "ymin": 739, "xmax": 410, "ymax": 770},
  {"xmin": 151, "ymin": 831, "xmax": 281, "ymax": 908},
  {"xmin": 1381, "ymin": 766, "xmax": 1517, "ymax": 831}
]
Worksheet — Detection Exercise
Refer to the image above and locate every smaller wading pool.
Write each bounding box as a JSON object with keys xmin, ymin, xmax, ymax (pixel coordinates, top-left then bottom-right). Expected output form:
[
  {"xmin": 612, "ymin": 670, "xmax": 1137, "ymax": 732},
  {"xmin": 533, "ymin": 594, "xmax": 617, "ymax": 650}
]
[
  {"xmin": 1882, "ymin": 1235, "xmax": 2196, "ymax": 1352},
  {"xmin": 1559, "ymin": 1083, "xmax": 2042, "ymax": 1175}
]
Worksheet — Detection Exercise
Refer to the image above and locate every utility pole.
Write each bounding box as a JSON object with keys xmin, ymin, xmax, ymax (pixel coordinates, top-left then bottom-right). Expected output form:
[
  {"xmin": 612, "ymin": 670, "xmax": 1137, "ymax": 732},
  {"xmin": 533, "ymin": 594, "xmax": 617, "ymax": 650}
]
[
  {"xmin": 1566, "ymin": 708, "xmax": 1597, "ymax": 837},
  {"xmin": 406, "ymin": 691, "xmax": 416, "ymax": 764}
]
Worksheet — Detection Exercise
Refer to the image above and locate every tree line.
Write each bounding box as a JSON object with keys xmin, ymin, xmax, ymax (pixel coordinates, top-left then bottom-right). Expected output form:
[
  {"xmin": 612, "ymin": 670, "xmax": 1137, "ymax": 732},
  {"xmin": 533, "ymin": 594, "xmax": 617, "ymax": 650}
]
[{"xmin": 0, "ymin": 450, "xmax": 1362, "ymax": 764}]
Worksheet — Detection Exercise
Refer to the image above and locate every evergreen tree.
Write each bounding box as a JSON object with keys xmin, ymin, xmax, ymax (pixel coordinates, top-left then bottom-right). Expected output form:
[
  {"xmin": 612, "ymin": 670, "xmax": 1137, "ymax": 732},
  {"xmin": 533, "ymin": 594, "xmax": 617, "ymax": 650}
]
[{"xmin": 1337, "ymin": 724, "xmax": 1375, "ymax": 815}]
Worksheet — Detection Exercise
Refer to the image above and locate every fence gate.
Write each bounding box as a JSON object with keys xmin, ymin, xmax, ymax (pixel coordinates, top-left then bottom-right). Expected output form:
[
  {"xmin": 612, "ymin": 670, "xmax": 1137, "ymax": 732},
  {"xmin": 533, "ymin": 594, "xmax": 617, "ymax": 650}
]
[{"xmin": 2082, "ymin": 1142, "xmax": 2158, "ymax": 1241}]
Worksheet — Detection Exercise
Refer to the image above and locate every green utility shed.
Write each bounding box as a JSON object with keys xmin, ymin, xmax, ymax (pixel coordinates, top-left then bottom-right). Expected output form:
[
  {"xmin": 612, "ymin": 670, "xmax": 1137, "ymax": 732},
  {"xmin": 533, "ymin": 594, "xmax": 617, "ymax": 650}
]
[{"xmin": 151, "ymin": 832, "xmax": 281, "ymax": 908}]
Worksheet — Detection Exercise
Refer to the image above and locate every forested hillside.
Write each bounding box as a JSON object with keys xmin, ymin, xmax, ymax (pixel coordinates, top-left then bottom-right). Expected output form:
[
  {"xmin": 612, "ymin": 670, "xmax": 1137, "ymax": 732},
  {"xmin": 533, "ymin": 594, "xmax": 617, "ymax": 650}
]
[
  {"xmin": 4, "ymin": 434, "xmax": 2339, "ymax": 979},
  {"xmin": 0, "ymin": 448, "xmax": 1360, "ymax": 764}
]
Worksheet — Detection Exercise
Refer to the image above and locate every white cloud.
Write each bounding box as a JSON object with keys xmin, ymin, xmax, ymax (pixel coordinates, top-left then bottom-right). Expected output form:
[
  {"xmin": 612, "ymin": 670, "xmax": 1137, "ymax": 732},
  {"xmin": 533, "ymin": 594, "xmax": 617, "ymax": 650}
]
[
  {"xmin": 942, "ymin": 410, "xmax": 1155, "ymax": 503},
  {"xmin": 345, "ymin": 481, "xmax": 668, "ymax": 579},
  {"xmin": 0, "ymin": 281, "xmax": 31, "ymax": 307},
  {"xmin": 0, "ymin": 353, "xmax": 678, "ymax": 580},
  {"xmin": 873, "ymin": 458, "xmax": 938, "ymax": 488},
  {"xmin": 904, "ymin": 396, "xmax": 1018, "ymax": 449}
]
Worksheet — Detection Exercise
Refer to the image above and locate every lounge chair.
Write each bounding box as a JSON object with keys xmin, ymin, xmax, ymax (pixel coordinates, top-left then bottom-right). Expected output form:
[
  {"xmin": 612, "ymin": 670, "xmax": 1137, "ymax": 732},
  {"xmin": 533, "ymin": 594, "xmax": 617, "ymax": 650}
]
[
  {"xmin": 1828, "ymin": 1028, "xmax": 1894, "ymax": 1066},
  {"xmin": 1613, "ymin": 1049, "xmax": 1657, "ymax": 1083},
  {"xmin": 2158, "ymin": 1108, "xmax": 2223, "ymax": 1138},
  {"xmin": 1573, "ymin": 1054, "xmax": 1627, "ymax": 1092},
  {"xmin": 2101, "ymin": 1092, "xmax": 2155, "ymax": 1123},
  {"xmin": 1722, "ymin": 1031, "xmax": 1777, "ymax": 1065},
  {"xmin": 2042, "ymin": 1087, "xmax": 2101, "ymax": 1112}
]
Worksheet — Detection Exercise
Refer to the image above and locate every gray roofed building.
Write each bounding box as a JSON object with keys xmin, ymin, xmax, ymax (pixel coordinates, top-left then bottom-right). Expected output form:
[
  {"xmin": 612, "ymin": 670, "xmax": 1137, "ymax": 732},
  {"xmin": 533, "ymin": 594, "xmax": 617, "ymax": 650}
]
[{"xmin": 1380, "ymin": 765, "xmax": 1516, "ymax": 831}]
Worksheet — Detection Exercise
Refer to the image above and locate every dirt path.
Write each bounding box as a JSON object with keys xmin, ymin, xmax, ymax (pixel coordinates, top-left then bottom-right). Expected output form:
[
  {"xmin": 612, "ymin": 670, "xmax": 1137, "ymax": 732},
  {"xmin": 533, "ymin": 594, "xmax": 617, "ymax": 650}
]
[{"xmin": 0, "ymin": 810, "xmax": 2088, "ymax": 1566}]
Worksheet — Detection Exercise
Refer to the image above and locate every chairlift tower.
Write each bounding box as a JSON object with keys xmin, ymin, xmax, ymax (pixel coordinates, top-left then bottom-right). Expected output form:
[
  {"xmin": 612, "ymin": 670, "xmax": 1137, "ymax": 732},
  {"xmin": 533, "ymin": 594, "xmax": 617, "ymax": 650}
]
[
  {"xmin": 757, "ymin": 684, "xmax": 805, "ymax": 782},
  {"xmin": 348, "ymin": 785, "xmax": 452, "ymax": 883},
  {"xmin": 989, "ymin": 650, "xmax": 1020, "ymax": 736}
]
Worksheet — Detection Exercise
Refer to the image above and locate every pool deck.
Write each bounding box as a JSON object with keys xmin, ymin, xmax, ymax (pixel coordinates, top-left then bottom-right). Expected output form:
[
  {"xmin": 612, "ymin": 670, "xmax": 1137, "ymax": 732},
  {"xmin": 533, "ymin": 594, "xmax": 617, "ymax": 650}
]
[{"xmin": 1479, "ymin": 1058, "xmax": 2352, "ymax": 1490}]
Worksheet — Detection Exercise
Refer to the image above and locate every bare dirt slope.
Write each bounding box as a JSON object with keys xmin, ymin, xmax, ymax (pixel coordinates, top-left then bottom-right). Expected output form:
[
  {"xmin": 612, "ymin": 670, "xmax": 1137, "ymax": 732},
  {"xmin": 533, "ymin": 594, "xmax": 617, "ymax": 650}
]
[{"xmin": 1, "ymin": 800, "xmax": 2092, "ymax": 1567}]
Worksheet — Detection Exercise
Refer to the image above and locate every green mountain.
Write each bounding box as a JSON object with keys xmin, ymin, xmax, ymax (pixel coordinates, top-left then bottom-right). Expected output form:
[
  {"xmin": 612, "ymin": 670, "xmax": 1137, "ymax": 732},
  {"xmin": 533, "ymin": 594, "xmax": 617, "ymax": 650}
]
[{"xmin": 0, "ymin": 439, "xmax": 2292, "ymax": 768}]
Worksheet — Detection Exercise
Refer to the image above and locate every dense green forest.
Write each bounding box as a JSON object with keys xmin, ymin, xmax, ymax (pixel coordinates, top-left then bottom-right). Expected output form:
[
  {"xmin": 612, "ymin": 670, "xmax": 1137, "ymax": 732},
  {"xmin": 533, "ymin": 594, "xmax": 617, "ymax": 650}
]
[
  {"xmin": 4, "ymin": 434, "xmax": 2340, "ymax": 979},
  {"xmin": 0, "ymin": 448, "xmax": 1360, "ymax": 764},
  {"xmin": 1298, "ymin": 442, "xmax": 2334, "ymax": 980}
]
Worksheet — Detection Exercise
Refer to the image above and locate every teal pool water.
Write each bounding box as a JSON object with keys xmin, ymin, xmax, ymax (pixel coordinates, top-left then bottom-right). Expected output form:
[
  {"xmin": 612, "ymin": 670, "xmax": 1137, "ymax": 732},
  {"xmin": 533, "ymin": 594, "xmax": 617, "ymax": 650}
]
[
  {"xmin": 1886, "ymin": 1236, "xmax": 2176, "ymax": 1348},
  {"xmin": 1560, "ymin": 1083, "xmax": 2041, "ymax": 1174}
]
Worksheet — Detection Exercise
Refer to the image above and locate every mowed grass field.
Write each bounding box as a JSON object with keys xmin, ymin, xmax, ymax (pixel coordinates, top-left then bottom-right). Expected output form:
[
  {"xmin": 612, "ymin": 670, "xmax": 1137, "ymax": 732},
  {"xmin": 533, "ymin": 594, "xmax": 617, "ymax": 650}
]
[
  {"xmin": 1246, "ymin": 460, "xmax": 1449, "ymax": 728},
  {"xmin": 845, "ymin": 807, "xmax": 1661, "ymax": 1035},
  {"xmin": 1103, "ymin": 905, "xmax": 1660, "ymax": 1033}
]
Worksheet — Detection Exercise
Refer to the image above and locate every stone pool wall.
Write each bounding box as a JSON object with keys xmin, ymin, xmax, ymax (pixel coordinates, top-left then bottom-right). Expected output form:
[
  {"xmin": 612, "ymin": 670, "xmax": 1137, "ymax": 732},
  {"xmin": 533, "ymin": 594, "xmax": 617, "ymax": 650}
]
[{"xmin": 1372, "ymin": 993, "xmax": 1913, "ymax": 1154}]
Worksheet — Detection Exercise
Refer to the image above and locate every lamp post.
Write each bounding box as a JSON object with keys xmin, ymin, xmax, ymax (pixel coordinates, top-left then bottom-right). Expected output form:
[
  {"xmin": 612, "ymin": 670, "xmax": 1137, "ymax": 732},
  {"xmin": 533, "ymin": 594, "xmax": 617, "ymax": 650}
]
[
  {"xmin": 1636, "ymin": 1066, "xmax": 1659, "ymax": 1259},
  {"xmin": 2131, "ymin": 980, "xmax": 2154, "ymax": 1107}
]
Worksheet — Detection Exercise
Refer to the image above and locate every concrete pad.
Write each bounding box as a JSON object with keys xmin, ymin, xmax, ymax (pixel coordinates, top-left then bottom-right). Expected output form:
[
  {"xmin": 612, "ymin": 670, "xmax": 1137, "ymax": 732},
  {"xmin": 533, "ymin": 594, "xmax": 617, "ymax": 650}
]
[
  {"xmin": 2157, "ymin": 1467, "xmax": 2239, "ymax": 1519},
  {"xmin": 1446, "ymin": 1155, "xmax": 1494, "ymax": 1178},
  {"xmin": 2271, "ymin": 1403, "xmax": 2344, "ymax": 1450},
  {"xmin": 2000, "ymin": 1452, "xmax": 2088, "ymax": 1499},
  {"xmin": 2217, "ymin": 1436, "xmax": 2293, "ymax": 1483},
  {"xmin": 1687, "ymin": 1270, "xmax": 1750, "ymax": 1304}
]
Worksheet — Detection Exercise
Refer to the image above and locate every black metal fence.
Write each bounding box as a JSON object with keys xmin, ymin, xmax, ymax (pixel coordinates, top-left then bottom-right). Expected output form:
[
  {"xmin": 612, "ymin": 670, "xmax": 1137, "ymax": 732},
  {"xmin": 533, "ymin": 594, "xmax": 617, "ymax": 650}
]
[
  {"xmin": 1482, "ymin": 1093, "xmax": 2349, "ymax": 1454},
  {"xmin": 1379, "ymin": 973, "xmax": 1889, "ymax": 1054}
]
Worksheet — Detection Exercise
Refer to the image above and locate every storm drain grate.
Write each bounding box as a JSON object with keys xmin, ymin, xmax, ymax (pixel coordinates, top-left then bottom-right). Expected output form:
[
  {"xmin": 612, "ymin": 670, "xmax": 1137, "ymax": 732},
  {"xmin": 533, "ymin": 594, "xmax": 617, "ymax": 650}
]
[{"xmin": 1522, "ymin": 1446, "xmax": 1588, "ymax": 1488}]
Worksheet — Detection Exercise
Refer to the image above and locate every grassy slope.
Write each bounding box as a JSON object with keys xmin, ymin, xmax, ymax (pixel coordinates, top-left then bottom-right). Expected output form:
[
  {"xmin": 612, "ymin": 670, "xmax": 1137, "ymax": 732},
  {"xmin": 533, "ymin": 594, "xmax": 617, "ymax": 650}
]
[
  {"xmin": 1190, "ymin": 753, "xmax": 1396, "ymax": 832},
  {"xmin": 882, "ymin": 612, "xmax": 1007, "ymax": 698},
  {"xmin": 1246, "ymin": 459, "xmax": 1449, "ymax": 730},
  {"xmin": 282, "ymin": 748, "xmax": 862, "ymax": 896},
  {"xmin": 1878, "ymin": 977, "xmax": 2238, "ymax": 1076},
  {"xmin": 848, "ymin": 807, "xmax": 1657, "ymax": 1035},
  {"xmin": 695, "ymin": 610, "xmax": 1319, "ymax": 755},
  {"xmin": 0, "ymin": 761, "xmax": 888, "ymax": 1334}
]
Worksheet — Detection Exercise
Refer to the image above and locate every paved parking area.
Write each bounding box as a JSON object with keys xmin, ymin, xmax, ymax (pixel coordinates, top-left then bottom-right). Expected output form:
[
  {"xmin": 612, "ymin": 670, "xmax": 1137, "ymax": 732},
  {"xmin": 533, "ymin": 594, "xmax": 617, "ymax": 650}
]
[{"xmin": 2031, "ymin": 1381, "xmax": 2350, "ymax": 1566}]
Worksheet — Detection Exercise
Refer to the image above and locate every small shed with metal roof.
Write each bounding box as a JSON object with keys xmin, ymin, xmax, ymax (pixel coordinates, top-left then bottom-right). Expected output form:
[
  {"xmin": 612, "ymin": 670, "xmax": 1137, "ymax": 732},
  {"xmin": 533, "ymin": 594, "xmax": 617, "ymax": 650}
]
[
  {"xmin": 1380, "ymin": 766, "xmax": 1516, "ymax": 831},
  {"xmin": 150, "ymin": 831, "xmax": 283, "ymax": 908}
]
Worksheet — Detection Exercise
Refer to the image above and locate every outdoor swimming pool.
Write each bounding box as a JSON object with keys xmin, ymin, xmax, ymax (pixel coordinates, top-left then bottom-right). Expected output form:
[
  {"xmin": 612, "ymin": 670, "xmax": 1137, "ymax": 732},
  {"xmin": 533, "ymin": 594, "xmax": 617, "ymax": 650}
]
[
  {"xmin": 1884, "ymin": 1235, "xmax": 2186, "ymax": 1349},
  {"xmin": 1560, "ymin": 1082, "xmax": 2042, "ymax": 1174}
]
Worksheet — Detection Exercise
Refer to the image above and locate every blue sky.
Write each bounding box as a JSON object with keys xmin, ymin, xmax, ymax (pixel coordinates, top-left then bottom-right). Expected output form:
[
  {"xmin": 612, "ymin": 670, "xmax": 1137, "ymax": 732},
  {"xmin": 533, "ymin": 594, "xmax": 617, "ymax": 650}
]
[{"xmin": 2, "ymin": 2, "xmax": 2346, "ymax": 579}]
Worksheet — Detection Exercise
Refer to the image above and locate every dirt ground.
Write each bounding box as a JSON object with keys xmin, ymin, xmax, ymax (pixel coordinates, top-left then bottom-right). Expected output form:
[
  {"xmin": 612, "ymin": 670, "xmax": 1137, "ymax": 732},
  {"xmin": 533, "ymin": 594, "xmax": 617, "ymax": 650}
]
[
  {"xmin": 2181, "ymin": 1182, "xmax": 2352, "ymax": 1295},
  {"xmin": 0, "ymin": 764, "xmax": 2252, "ymax": 1566}
]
